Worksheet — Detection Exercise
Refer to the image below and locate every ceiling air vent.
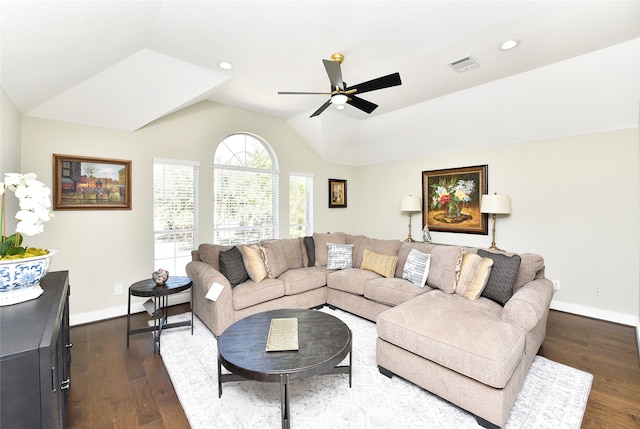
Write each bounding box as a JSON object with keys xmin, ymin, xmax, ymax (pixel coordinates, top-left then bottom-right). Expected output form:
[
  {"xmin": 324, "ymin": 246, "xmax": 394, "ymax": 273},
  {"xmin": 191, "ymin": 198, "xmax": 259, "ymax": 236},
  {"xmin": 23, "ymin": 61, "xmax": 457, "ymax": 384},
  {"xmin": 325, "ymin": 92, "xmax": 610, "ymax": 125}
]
[{"xmin": 448, "ymin": 56, "xmax": 478, "ymax": 72}]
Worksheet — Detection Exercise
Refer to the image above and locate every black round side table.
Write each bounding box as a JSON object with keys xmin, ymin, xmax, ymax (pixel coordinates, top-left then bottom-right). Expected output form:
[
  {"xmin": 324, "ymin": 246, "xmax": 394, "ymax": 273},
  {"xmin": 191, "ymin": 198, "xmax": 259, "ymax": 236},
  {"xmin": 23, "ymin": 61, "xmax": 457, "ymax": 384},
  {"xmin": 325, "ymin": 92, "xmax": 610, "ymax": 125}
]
[{"xmin": 126, "ymin": 275, "xmax": 193, "ymax": 353}]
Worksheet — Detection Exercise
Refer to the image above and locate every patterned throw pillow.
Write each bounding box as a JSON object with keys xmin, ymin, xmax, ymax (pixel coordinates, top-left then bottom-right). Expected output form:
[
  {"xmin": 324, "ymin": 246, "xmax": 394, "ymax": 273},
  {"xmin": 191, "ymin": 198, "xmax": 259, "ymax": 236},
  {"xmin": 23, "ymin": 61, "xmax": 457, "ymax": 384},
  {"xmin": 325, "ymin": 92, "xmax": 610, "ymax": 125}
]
[
  {"xmin": 218, "ymin": 246, "xmax": 249, "ymax": 286},
  {"xmin": 361, "ymin": 248, "xmax": 398, "ymax": 278},
  {"xmin": 326, "ymin": 243, "xmax": 354, "ymax": 270},
  {"xmin": 454, "ymin": 252, "xmax": 494, "ymax": 300},
  {"xmin": 478, "ymin": 249, "xmax": 522, "ymax": 305},
  {"xmin": 239, "ymin": 244, "xmax": 268, "ymax": 283},
  {"xmin": 402, "ymin": 248, "xmax": 431, "ymax": 287}
]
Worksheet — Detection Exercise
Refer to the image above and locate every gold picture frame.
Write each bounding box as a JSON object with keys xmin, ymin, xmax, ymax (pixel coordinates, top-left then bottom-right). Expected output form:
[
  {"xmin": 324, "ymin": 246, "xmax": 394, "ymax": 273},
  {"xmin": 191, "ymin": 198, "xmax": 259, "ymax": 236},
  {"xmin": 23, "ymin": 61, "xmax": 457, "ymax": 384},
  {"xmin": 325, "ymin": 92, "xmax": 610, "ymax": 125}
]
[
  {"xmin": 53, "ymin": 154, "xmax": 132, "ymax": 210},
  {"xmin": 422, "ymin": 165, "xmax": 488, "ymax": 234},
  {"xmin": 328, "ymin": 179, "xmax": 347, "ymax": 208}
]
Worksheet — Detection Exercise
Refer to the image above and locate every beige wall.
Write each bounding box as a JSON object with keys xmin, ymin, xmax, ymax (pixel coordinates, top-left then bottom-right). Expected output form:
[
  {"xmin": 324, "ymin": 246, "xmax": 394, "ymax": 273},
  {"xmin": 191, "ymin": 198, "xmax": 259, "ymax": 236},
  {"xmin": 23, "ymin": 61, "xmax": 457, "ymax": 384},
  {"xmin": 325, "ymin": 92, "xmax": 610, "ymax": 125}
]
[
  {"xmin": 355, "ymin": 128, "xmax": 640, "ymax": 324},
  {"xmin": 10, "ymin": 97, "xmax": 640, "ymax": 331},
  {"xmin": 19, "ymin": 102, "xmax": 354, "ymax": 322},
  {"xmin": 1, "ymin": 88, "xmax": 22, "ymax": 229}
]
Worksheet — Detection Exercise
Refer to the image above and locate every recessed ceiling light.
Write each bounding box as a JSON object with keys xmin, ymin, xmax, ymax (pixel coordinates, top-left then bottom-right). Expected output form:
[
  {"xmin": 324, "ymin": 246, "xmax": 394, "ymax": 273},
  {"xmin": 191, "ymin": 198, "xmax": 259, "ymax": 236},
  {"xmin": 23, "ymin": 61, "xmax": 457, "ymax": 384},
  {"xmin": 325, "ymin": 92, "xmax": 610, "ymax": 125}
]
[
  {"xmin": 500, "ymin": 40, "xmax": 520, "ymax": 50},
  {"xmin": 219, "ymin": 61, "xmax": 234, "ymax": 70}
]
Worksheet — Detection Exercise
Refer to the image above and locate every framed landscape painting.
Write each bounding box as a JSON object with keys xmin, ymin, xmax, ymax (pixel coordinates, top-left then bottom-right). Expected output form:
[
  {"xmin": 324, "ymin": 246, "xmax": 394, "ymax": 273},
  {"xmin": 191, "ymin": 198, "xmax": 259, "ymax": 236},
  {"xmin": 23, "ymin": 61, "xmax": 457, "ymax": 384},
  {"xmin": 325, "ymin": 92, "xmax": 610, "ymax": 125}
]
[
  {"xmin": 422, "ymin": 165, "xmax": 488, "ymax": 234},
  {"xmin": 53, "ymin": 154, "xmax": 132, "ymax": 210}
]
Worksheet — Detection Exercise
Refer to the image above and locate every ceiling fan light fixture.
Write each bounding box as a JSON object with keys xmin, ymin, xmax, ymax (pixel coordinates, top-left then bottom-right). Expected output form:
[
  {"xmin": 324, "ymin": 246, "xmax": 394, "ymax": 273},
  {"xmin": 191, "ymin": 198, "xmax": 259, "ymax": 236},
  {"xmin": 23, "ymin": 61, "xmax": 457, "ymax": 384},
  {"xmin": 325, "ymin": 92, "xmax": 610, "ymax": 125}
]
[
  {"xmin": 336, "ymin": 105, "xmax": 345, "ymax": 110},
  {"xmin": 331, "ymin": 93, "xmax": 349, "ymax": 104}
]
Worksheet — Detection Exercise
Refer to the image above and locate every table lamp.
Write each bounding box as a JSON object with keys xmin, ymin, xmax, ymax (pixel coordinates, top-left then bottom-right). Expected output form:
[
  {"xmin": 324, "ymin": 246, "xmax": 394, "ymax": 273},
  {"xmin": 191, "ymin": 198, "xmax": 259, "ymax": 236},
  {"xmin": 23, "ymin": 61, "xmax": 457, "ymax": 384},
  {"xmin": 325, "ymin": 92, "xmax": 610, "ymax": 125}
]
[
  {"xmin": 480, "ymin": 193, "xmax": 511, "ymax": 251},
  {"xmin": 400, "ymin": 195, "xmax": 422, "ymax": 242}
]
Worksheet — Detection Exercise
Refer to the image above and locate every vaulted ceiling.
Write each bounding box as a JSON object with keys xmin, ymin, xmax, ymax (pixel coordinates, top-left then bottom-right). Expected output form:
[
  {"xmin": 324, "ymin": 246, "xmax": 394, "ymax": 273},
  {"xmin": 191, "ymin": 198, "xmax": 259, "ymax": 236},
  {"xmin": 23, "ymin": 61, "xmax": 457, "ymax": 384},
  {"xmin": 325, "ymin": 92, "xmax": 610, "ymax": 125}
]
[{"xmin": 2, "ymin": 1, "xmax": 638, "ymax": 165}]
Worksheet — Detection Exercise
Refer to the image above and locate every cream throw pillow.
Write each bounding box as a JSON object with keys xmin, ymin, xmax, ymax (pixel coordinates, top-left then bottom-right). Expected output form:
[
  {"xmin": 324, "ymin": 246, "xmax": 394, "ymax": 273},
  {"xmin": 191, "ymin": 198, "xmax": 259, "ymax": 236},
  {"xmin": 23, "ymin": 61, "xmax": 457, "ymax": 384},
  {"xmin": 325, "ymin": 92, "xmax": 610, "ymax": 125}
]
[
  {"xmin": 361, "ymin": 248, "xmax": 398, "ymax": 278},
  {"xmin": 239, "ymin": 244, "xmax": 268, "ymax": 283},
  {"xmin": 454, "ymin": 252, "xmax": 494, "ymax": 300}
]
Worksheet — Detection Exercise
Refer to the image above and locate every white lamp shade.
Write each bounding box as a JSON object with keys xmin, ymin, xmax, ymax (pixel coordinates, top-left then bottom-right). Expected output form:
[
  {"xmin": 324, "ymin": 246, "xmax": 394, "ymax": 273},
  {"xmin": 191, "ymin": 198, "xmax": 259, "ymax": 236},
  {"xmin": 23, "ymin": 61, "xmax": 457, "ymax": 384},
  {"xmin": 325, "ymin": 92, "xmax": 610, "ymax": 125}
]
[
  {"xmin": 480, "ymin": 194, "xmax": 511, "ymax": 214},
  {"xmin": 400, "ymin": 195, "xmax": 422, "ymax": 212}
]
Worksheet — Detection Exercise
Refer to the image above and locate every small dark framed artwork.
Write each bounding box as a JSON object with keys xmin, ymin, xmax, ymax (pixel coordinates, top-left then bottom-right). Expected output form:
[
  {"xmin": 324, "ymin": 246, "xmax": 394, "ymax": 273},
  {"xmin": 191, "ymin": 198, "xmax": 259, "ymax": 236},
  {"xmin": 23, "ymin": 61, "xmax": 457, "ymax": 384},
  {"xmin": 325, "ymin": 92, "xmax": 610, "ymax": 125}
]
[
  {"xmin": 53, "ymin": 154, "xmax": 132, "ymax": 210},
  {"xmin": 422, "ymin": 164, "xmax": 488, "ymax": 234},
  {"xmin": 328, "ymin": 179, "xmax": 347, "ymax": 208}
]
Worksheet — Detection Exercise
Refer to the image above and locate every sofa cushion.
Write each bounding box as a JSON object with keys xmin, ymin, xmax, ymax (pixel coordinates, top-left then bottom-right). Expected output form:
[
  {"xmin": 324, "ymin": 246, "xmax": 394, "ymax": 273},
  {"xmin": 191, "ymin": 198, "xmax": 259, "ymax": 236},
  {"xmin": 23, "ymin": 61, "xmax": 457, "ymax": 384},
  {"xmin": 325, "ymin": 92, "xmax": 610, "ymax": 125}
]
[
  {"xmin": 364, "ymin": 277, "xmax": 431, "ymax": 307},
  {"xmin": 377, "ymin": 291, "xmax": 524, "ymax": 388},
  {"xmin": 361, "ymin": 249, "xmax": 398, "ymax": 278},
  {"xmin": 239, "ymin": 244, "xmax": 268, "ymax": 283},
  {"xmin": 218, "ymin": 246, "xmax": 249, "ymax": 286},
  {"xmin": 303, "ymin": 236, "xmax": 315, "ymax": 267},
  {"xmin": 478, "ymin": 249, "xmax": 522, "ymax": 305},
  {"xmin": 327, "ymin": 243, "xmax": 354, "ymax": 270},
  {"xmin": 198, "ymin": 243, "xmax": 231, "ymax": 271},
  {"xmin": 395, "ymin": 242, "xmax": 436, "ymax": 278},
  {"xmin": 402, "ymin": 248, "xmax": 431, "ymax": 287},
  {"xmin": 454, "ymin": 252, "xmax": 494, "ymax": 300},
  {"xmin": 354, "ymin": 238, "xmax": 401, "ymax": 268},
  {"xmin": 514, "ymin": 253, "xmax": 545, "ymax": 292},
  {"xmin": 327, "ymin": 268, "xmax": 380, "ymax": 295},
  {"xmin": 313, "ymin": 232, "xmax": 347, "ymax": 266},
  {"xmin": 231, "ymin": 278, "xmax": 285, "ymax": 310},
  {"xmin": 426, "ymin": 245, "xmax": 462, "ymax": 293},
  {"xmin": 280, "ymin": 267, "xmax": 327, "ymax": 295}
]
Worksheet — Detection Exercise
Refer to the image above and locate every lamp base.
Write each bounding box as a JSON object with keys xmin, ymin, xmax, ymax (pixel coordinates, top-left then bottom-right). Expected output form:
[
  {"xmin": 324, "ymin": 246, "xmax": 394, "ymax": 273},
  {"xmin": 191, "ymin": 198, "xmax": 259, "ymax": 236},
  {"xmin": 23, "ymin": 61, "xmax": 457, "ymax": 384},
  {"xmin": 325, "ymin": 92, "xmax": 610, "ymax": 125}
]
[{"xmin": 405, "ymin": 236, "xmax": 416, "ymax": 243}]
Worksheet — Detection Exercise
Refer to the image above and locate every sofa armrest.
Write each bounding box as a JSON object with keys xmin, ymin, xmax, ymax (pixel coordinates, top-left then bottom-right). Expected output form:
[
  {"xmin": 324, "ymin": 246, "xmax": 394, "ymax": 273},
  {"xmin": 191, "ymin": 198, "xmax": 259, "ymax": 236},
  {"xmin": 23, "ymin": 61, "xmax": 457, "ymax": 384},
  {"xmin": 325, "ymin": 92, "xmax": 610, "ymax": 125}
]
[
  {"xmin": 186, "ymin": 260, "xmax": 234, "ymax": 337},
  {"xmin": 501, "ymin": 278, "xmax": 554, "ymax": 331}
]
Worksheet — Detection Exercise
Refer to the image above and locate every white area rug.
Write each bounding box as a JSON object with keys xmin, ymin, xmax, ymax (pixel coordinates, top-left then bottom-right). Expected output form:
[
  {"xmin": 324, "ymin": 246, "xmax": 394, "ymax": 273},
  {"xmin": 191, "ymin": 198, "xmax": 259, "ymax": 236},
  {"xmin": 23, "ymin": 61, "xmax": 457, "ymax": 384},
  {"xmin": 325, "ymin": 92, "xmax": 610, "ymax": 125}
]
[{"xmin": 159, "ymin": 309, "xmax": 592, "ymax": 429}]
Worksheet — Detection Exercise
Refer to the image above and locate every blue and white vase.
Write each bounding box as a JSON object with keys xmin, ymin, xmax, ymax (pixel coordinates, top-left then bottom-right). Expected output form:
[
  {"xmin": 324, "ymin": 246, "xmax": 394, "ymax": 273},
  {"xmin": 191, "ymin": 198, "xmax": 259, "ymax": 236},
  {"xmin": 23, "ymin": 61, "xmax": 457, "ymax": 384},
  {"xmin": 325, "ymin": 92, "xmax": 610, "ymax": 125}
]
[{"xmin": 0, "ymin": 250, "xmax": 57, "ymax": 306}]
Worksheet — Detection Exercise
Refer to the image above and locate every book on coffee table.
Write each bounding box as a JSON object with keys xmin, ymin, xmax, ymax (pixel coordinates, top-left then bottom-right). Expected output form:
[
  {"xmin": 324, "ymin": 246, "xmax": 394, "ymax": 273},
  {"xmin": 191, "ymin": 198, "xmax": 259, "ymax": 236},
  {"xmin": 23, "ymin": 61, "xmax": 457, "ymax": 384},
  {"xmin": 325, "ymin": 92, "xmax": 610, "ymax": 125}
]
[{"xmin": 266, "ymin": 317, "xmax": 299, "ymax": 351}]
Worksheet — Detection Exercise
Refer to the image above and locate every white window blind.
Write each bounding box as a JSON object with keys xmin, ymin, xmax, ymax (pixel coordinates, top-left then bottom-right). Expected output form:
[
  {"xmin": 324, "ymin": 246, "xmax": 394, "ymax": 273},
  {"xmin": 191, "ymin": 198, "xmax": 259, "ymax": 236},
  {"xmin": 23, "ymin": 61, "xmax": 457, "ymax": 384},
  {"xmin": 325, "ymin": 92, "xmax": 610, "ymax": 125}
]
[
  {"xmin": 153, "ymin": 158, "xmax": 199, "ymax": 276},
  {"xmin": 214, "ymin": 134, "xmax": 279, "ymax": 245},
  {"xmin": 289, "ymin": 174, "xmax": 313, "ymax": 237}
]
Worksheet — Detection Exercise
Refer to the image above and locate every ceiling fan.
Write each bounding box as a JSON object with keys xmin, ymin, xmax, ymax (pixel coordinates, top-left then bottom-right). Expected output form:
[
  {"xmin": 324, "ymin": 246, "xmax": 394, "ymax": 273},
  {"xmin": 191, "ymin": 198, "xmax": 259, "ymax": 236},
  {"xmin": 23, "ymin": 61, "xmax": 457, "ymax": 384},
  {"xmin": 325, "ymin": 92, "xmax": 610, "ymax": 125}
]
[{"xmin": 278, "ymin": 53, "xmax": 402, "ymax": 117}]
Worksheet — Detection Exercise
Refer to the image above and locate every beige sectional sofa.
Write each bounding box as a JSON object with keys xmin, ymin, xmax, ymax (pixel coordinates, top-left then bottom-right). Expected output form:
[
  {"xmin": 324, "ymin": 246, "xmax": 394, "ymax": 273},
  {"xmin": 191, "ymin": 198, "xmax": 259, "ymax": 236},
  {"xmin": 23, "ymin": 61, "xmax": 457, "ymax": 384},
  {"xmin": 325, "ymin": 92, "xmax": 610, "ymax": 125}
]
[{"xmin": 185, "ymin": 232, "xmax": 554, "ymax": 428}]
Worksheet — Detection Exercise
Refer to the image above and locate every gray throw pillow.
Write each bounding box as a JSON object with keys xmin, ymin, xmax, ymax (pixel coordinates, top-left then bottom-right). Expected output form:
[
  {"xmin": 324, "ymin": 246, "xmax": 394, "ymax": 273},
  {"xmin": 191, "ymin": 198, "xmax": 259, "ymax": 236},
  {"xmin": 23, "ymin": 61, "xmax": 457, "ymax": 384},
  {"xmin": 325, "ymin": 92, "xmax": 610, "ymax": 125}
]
[
  {"xmin": 304, "ymin": 236, "xmax": 315, "ymax": 267},
  {"xmin": 478, "ymin": 249, "xmax": 521, "ymax": 306},
  {"xmin": 326, "ymin": 243, "xmax": 354, "ymax": 270},
  {"xmin": 219, "ymin": 246, "xmax": 249, "ymax": 286}
]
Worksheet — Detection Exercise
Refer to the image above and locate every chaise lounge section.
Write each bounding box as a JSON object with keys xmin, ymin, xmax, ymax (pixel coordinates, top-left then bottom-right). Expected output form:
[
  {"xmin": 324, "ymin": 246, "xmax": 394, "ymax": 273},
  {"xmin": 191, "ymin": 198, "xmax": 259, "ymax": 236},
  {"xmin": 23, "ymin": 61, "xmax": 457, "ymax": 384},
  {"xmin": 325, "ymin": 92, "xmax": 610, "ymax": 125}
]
[{"xmin": 185, "ymin": 232, "xmax": 554, "ymax": 428}]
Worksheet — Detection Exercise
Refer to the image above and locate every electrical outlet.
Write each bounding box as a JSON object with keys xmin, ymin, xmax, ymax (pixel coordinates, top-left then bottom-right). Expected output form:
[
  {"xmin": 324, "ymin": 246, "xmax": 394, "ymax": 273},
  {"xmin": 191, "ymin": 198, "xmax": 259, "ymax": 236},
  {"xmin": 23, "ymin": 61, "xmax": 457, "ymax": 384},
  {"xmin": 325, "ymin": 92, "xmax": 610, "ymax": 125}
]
[
  {"xmin": 552, "ymin": 280, "xmax": 560, "ymax": 292},
  {"xmin": 594, "ymin": 287, "xmax": 601, "ymax": 297},
  {"xmin": 115, "ymin": 284, "xmax": 123, "ymax": 295}
]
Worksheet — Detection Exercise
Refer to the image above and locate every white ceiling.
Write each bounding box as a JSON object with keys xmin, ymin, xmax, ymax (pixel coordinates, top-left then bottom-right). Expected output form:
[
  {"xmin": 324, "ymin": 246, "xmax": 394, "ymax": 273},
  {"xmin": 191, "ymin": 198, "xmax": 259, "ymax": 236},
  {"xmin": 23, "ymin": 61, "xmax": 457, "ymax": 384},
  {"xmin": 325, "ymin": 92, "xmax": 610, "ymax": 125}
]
[{"xmin": 1, "ymin": 1, "xmax": 639, "ymax": 165}]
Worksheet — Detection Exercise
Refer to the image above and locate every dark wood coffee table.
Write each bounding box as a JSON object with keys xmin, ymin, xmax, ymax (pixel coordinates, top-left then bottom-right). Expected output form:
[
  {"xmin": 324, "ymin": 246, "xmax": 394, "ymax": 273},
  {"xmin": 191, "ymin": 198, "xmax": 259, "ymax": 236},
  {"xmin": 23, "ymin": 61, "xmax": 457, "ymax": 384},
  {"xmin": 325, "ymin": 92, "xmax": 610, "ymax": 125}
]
[{"xmin": 217, "ymin": 308, "xmax": 352, "ymax": 429}]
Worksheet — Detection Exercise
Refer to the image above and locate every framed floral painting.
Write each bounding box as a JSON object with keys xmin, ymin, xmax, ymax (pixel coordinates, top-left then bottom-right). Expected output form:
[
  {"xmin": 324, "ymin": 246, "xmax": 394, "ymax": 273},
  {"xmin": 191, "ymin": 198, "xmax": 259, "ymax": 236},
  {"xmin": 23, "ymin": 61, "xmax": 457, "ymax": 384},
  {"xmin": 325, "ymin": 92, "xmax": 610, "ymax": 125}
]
[
  {"xmin": 422, "ymin": 165, "xmax": 488, "ymax": 234},
  {"xmin": 53, "ymin": 154, "xmax": 132, "ymax": 210}
]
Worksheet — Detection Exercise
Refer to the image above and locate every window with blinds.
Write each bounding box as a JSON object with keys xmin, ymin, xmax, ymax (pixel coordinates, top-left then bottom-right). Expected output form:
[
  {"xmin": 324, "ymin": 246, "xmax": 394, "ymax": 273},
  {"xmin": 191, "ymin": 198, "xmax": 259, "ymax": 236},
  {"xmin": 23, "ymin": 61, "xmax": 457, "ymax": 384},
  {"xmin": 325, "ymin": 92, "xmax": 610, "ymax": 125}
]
[
  {"xmin": 289, "ymin": 174, "xmax": 313, "ymax": 237},
  {"xmin": 214, "ymin": 133, "xmax": 279, "ymax": 245},
  {"xmin": 153, "ymin": 158, "xmax": 199, "ymax": 276}
]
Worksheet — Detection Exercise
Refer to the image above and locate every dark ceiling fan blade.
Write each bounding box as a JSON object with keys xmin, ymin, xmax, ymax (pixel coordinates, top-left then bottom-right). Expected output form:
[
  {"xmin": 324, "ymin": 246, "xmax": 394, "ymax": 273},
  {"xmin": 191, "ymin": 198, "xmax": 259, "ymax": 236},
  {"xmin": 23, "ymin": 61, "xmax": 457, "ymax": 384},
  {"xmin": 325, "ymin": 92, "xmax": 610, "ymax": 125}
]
[
  {"xmin": 310, "ymin": 99, "xmax": 332, "ymax": 117},
  {"xmin": 346, "ymin": 72, "xmax": 401, "ymax": 95},
  {"xmin": 322, "ymin": 59, "xmax": 344, "ymax": 90},
  {"xmin": 347, "ymin": 95, "xmax": 378, "ymax": 114},
  {"xmin": 278, "ymin": 91, "xmax": 331, "ymax": 95}
]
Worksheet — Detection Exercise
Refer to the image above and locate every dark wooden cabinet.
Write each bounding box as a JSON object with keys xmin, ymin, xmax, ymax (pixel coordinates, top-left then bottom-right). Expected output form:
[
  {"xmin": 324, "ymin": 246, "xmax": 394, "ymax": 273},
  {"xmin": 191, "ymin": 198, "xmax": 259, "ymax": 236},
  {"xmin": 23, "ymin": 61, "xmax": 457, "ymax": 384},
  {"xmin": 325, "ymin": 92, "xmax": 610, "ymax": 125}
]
[{"xmin": 0, "ymin": 271, "xmax": 71, "ymax": 429}]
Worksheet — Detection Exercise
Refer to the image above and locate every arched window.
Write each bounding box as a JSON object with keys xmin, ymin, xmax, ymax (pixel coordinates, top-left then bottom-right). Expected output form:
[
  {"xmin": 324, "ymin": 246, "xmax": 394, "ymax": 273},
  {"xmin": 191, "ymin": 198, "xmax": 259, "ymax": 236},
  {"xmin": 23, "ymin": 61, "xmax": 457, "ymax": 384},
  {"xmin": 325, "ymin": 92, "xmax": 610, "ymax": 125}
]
[{"xmin": 213, "ymin": 133, "xmax": 279, "ymax": 244}]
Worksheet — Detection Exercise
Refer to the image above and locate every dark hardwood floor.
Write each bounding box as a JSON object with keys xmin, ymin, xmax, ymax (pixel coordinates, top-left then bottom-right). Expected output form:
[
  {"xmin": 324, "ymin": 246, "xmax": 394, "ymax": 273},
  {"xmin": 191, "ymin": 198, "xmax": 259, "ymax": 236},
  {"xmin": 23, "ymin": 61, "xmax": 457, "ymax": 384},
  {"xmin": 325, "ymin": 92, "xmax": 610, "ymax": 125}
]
[{"xmin": 67, "ymin": 305, "xmax": 640, "ymax": 429}]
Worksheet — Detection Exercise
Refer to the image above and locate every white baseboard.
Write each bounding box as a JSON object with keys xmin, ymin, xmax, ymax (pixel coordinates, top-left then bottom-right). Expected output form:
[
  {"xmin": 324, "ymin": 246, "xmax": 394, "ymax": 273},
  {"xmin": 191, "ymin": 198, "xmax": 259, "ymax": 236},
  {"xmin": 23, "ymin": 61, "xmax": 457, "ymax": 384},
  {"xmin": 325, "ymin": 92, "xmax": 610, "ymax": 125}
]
[
  {"xmin": 550, "ymin": 299, "xmax": 637, "ymax": 326},
  {"xmin": 70, "ymin": 291, "xmax": 191, "ymax": 326}
]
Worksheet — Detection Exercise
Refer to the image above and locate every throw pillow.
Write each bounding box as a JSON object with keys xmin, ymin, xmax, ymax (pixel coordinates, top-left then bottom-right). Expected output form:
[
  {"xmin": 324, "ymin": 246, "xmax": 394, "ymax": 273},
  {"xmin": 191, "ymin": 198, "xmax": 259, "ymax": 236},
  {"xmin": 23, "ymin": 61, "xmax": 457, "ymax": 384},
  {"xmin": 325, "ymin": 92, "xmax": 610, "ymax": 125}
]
[
  {"xmin": 454, "ymin": 252, "xmax": 494, "ymax": 300},
  {"xmin": 303, "ymin": 236, "xmax": 315, "ymax": 267},
  {"xmin": 239, "ymin": 244, "xmax": 268, "ymax": 283},
  {"xmin": 260, "ymin": 241, "xmax": 288, "ymax": 278},
  {"xmin": 313, "ymin": 232, "xmax": 347, "ymax": 266},
  {"xmin": 478, "ymin": 249, "xmax": 522, "ymax": 305},
  {"xmin": 326, "ymin": 243, "xmax": 354, "ymax": 270},
  {"xmin": 402, "ymin": 248, "xmax": 431, "ymax": 287},
  {"xmin": 361, "ymin": 248, "xmax": 398, "ymax": 278},
  {"xmin": 218, "ymin": 246, "xmax": 249, "ymax": 286}
]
